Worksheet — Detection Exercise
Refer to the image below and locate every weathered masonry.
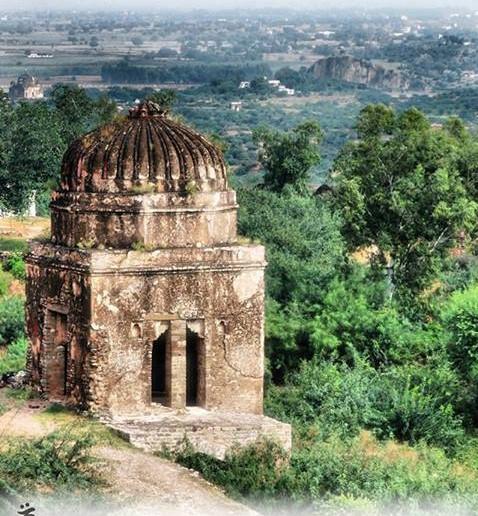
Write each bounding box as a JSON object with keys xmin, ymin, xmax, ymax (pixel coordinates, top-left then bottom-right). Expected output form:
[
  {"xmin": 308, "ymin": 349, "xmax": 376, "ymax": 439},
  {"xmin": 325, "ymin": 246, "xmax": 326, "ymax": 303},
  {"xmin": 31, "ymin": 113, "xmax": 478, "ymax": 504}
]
[{"xmin": 26, "ymin": 101, "xmax": 290, "ymax": 456}]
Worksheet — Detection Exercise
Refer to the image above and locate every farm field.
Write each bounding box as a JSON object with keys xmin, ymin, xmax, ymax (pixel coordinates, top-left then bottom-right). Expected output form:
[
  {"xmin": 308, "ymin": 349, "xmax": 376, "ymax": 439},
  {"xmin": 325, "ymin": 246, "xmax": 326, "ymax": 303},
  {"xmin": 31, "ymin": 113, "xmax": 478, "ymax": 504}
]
[{"xmin": 0, "ymin": 217, "xmax": 48, "ymax": 252}]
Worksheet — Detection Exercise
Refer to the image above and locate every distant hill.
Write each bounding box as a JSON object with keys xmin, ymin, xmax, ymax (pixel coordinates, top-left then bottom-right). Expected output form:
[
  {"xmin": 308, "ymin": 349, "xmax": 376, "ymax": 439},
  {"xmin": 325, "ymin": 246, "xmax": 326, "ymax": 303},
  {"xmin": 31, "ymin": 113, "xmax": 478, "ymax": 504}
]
[{"xmin": 310, "ymin": 56, "xmax": 408, "ymax": 90}]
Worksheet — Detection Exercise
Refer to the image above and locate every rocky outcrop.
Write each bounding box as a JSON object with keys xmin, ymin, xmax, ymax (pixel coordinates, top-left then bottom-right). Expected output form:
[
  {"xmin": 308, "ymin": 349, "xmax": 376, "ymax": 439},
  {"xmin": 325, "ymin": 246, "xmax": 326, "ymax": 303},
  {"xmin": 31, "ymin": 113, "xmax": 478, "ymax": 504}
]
[{"xmin": 310, "ymin": 56, "xmax": 408, "ymax": 90}]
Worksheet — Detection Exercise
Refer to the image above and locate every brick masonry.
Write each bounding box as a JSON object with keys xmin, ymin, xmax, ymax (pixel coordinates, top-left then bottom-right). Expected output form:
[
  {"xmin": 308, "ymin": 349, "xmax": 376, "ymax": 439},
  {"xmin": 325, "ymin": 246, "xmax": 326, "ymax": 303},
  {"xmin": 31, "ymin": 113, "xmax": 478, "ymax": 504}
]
[{"xmin": 107, "ymin": 406, "xmax": 292, "ymax": 460}]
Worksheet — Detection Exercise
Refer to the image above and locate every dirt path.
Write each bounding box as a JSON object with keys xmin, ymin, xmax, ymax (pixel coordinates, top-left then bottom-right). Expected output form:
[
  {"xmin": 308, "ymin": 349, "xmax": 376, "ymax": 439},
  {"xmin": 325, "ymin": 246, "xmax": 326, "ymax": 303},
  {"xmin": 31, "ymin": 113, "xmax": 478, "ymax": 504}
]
[
  {"xmin": 0, "ymin": 397, "xmax": 257, "ymax": 516},
  {"xmin": 96, "ymin": 446, "xmax": 257, "ymax": 515},
  {"xmin": 0, "ymin": 399, "xmax": 53, "ymax": 439}
]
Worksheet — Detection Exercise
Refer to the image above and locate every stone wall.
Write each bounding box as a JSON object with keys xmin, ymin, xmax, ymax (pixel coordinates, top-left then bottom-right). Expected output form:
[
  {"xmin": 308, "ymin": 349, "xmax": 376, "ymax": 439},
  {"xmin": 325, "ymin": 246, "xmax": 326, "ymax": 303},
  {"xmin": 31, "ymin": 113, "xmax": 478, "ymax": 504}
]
[
  {"xmin": 26, "ymin": 246, "xmax": 92, "ymax": 408},
  {"xmin": 87, "ymin": 244, "xmax": 265, "ymax": 417},
  {"xmin": 51, "ymin": 190, "xmax": 238, "ymax": 249},
  {"xmin": 27, "ymin": 242, "xmax": 266, "ymax": 418}
]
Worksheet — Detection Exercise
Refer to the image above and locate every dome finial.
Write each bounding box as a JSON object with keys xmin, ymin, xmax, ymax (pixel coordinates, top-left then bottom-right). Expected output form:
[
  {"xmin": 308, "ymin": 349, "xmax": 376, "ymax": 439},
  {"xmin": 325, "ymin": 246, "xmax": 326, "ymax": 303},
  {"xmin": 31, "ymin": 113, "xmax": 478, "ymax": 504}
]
[{"xmin": 128, "ymin": 100, "xmax": 167, "ymax": 119}]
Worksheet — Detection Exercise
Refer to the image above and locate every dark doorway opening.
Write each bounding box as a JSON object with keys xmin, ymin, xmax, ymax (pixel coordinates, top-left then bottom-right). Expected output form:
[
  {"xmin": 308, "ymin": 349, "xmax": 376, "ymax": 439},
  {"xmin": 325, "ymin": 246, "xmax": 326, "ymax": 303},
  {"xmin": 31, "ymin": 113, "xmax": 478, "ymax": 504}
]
[
  {"xmin": 151, "ymin": 333, "xmax": 167, "ymax": 404},
  {"xmin": 186, "ymin": 328, "xmax": 199, "ymax": 406}
]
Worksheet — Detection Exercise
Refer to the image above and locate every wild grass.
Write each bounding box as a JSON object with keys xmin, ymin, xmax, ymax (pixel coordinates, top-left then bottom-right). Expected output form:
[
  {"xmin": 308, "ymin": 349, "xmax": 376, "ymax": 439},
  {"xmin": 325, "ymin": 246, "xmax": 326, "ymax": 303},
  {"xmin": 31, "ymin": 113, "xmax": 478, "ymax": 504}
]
[
  {"xmin": 131, "ymin": 241, "xmax": 156, "ymax": 252},
  {"xmin": 36, "ymin": 405, "xmax": 128, "ymax": 449},
  {"xmin": 0, "ymin": 238, "xmax": 27, "ymax": 253},
  {"xmin": 174, "ymin": 432, "xmax": 478, "ymax": 513},
  {"xmin": 0, "ymin": 429, "xmax": 103, "ymax": 494},
  {"xmin": 0, "ymin": 338, "xmax": 27, "ymax": 375}
]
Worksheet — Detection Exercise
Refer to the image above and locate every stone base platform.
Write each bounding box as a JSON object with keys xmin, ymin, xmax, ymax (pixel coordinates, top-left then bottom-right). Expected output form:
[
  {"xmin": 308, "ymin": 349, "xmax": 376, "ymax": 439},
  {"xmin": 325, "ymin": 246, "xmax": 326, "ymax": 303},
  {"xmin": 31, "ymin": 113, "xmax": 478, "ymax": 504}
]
[{"xmin": 105, "ymin": 406, "xmax": 292, "ymax": 460}]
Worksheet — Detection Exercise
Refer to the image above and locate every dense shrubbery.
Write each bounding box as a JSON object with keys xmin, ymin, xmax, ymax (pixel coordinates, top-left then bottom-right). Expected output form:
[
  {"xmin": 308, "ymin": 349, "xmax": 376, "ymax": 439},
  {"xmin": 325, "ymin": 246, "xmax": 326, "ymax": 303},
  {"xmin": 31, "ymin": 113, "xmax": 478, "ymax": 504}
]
[
  {"xmin": 0, "ymin": 296, "xmax": 25, "ymax": 347},
  {"xmin": 0, "ymin": 337, "xmax": 27, "ymax": 375},
  {"xmin": 201, "ymin": 108, "xmax": 478, "ymax": 511},
  {"xmin": 0, "ymin": 258, "xmax": 25, "ymax": 372},
  {"xmin": 238, "ymin": 187, "xmax": 345, "ymax": 382},
  {"xmin": 442, "ymin": 286, "xmax": 478, "ymax": 426},
  {"xmin": 176, "ymin": 434, "xmax": 478, "ymax": 513},
  {"xmin": 0, "ymin": 430, "xmax": 99, "ymax": 493},
  {"xmin": 267, "ymin": 360, "xmax": 464, "ymax": 450},
  {"xmin": 4, "ymin": 253, "xmax": 26, "ymax": 280}
]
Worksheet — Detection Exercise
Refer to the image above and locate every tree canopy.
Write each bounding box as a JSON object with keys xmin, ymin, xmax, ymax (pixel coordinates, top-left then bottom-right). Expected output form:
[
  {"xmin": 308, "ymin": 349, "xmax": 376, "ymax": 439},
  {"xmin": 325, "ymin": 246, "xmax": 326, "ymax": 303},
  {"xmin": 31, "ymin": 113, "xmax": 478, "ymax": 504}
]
[
  {"xmin": 253, "ymin": 121, "xmax": 323, "ymax": 194},
  {"xmin": 331, "ymin": 105, "xmax": 478, "ymax": 294},
  {"xmin": 0, "ymin": 85, "xmax": 117, "ymax": 214}
]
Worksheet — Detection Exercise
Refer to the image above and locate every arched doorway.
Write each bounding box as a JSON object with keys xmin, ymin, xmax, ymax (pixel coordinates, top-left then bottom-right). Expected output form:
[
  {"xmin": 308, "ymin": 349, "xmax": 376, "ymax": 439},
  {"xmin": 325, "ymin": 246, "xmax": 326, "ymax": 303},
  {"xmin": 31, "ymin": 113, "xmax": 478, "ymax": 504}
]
[{"xmin": 151, "ymin": 332, "xmax": 167, "ymax": 404}]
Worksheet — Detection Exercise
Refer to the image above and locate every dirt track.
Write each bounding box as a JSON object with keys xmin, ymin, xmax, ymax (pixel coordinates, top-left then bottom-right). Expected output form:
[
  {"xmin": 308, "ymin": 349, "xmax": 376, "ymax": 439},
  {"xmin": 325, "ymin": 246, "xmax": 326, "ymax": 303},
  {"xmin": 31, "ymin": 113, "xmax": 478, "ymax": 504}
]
[{"xmin": 0, "ymin": 395, "xmax": 257, "ymax": 516}]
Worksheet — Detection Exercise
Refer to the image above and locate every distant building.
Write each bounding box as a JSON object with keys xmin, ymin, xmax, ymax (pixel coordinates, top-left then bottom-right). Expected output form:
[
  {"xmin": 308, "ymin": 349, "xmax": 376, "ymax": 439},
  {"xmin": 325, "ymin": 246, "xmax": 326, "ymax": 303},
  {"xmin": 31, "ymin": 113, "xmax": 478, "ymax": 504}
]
[
  {"xmin": 462, "ymin": 70, "xmax": 478, "ymax": 81},
  {"xmin": 27, "ymin": 51, "xmax": 53, "ymax": 59},
  {"xmin": 278, "ymin": 85, "xmax": 295, "ymax": 96},
  {"xmin": 238, "ymin": 81, "xmax": 250, "ymax": 89},
  {"xmin": 230, "ymin": 101, "xmax": 242, "ymax": 112},
  {"xmin": 9, "ymin": 73, "xmax": 44, "ymax": 102},
  {"xmin": 267, "ymin": 79, "xmax": 281, "ymax": 88}
]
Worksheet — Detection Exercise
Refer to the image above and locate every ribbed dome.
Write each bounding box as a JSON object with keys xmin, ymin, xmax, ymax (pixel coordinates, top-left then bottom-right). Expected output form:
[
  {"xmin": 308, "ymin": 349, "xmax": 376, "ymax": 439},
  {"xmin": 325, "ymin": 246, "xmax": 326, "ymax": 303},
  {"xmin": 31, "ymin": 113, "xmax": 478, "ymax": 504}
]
[{"xmin": 60, "ymin": 101, "xmax": 228, "ymax": 194}]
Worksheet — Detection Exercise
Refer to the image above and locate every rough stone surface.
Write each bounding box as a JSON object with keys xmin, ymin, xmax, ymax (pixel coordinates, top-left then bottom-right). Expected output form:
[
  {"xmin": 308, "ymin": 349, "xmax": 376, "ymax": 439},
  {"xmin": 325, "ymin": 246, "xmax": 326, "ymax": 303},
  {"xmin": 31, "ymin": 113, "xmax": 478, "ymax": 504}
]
[
  {"xmin": 26, "ymin": 100, "xmax": 291, "ymax": 454},
  {"xmin": 107, "ymin": 406, "xmax": 292, "ymax": 460},
  {"xmin": 310, "ymin": 55, "xmax": 408, "ymax": 90}
]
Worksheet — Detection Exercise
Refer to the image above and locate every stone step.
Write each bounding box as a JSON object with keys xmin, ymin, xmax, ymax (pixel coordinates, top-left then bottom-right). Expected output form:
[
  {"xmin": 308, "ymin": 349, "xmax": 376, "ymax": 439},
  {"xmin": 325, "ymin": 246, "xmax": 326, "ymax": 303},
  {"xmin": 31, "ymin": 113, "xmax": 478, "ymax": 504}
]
[{"xmin": 107, "ymin": 411, "xmax": 292, "ymax": 460}]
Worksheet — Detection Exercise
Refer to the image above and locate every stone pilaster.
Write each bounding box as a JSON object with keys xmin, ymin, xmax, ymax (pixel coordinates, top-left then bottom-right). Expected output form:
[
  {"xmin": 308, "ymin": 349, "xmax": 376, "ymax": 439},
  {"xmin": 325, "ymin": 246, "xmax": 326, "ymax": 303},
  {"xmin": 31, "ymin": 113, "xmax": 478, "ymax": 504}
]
[{"xmin": 167, "ymin": 320, "xmax": 187, "ymax": 409}]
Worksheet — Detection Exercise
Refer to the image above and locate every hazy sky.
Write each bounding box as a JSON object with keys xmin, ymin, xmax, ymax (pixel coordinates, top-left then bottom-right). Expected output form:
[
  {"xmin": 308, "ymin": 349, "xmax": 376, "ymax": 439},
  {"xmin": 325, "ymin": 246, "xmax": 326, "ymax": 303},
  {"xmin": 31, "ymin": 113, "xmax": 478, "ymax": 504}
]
[{"xmin": 3, "ymin": 0, "xmax": 478, "ymax": 11}]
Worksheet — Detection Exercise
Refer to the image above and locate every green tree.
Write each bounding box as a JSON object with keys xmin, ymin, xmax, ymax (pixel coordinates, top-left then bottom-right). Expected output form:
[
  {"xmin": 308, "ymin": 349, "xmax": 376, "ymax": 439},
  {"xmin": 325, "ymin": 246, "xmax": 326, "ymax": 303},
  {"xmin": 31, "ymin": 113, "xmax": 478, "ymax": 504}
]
[
  {"xmin": 253, "ymin": 121, "xmax": 323, "ymax": 193},
  {"xmin": 0, "ymin": 89, "xmax": 14, "ymax": 212},
  {"xmin": 238, "ymin": 187, "xmax": 344, "ymax": 304},
  {"xmin": 331, "ymin": 106, "xmax": 477, "ymax": 295},
  {"xmin": 1, "ymin": 101, "xmax": 65, "ymax": 212},
  {"xmin": 442, "ymin": 285, "xmax": 478, "ymax": 425},
  {"xmin": 94, "ymin": 94, "xmax": 118, "ymax": 126},
  {"xmin": 238, "ymin": 187, "xmax": 345, "ymax": 381},
  {"xmin": 50, "ymin": 84, "xmax": 117, "ymax": 144},
  {"xmin": 147, "ymin": 89, "xmax": 177, "ymax": 111},
  {"xmin": 50, "ymin": 84, "xmax": 95, "ymax": 144}
]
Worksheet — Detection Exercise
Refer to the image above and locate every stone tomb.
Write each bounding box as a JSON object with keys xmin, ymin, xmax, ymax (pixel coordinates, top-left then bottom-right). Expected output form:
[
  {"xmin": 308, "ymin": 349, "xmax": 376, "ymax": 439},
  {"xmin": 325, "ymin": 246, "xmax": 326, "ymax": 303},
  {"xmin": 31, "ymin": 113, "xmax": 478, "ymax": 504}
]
[{"xmin": 26, "ymin": 101, "xmax": 291, "ymax": 456}]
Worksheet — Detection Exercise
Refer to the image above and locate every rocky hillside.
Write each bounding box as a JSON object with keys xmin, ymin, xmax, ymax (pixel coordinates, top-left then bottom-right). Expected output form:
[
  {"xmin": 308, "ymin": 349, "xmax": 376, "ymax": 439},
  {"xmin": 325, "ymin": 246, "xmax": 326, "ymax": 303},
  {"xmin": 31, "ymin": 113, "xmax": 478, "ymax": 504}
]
[{"xmin": 310, "ymin": 55, "xmax": 408, "ymax": 90}]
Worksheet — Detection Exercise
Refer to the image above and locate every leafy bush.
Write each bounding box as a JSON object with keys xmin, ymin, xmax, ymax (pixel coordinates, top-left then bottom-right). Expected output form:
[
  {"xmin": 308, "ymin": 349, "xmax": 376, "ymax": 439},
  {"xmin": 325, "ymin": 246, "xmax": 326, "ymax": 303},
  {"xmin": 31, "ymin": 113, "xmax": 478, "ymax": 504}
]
[
  {"xmin": 175, "ymin": 439, "xmax": 291, "ymax": 503},
  {"xmin": 291, "ymin": 432, "xmax": 478, "ymax": 509},
  {"xmin": 0, "ymin": 337, "xmax": 28, "ymax": 375},
  {"xmin": 0, "ymin": 296, "xmax": 25, "ymax": 347},
  {"xmin": 175, "ymin": 433, "xmax": 478, "ymax": 512},
  {"xmin": 237, "ymin": 187, "xmax": 345, "ymax": 306},
  {"xmin": 5, "ymin": 253, "xmax": 26, "ymax": 280},
  {"xmin": 306, "ymin": 272, "xmax": 443, "ymax": 368},
  {"xmin": 442, "ymin": 285, "xmax": 478, "ymax": 377},
  {"xmin": 0, "ymin": 430, "xmax": 99, "ymax": 493},
  {"xmin": 374, "ymin": 365, "xmax": 464, "ymax": 450},
  {"xmin": 266, "ymin": 360, "xmax": 464, "ymax": 451},
  {"xmin": 0, "ymin": 264, "xmax": 12, "ymax": 297},
  {"xmin": 442, "ymin": 285, "xmax": 478, "ymax": 425}
]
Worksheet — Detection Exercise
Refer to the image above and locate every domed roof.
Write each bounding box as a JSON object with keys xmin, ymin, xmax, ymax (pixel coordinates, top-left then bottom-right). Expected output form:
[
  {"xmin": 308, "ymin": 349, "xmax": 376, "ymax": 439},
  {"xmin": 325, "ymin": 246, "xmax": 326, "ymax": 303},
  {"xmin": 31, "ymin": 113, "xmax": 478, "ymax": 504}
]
[
  {"xmin": 60, "ymin": 101, "xmax": 228, "ymax": 194},
  {"xmin": 17, "ymin": 73, "xmax": 37, "ymax": 86}
]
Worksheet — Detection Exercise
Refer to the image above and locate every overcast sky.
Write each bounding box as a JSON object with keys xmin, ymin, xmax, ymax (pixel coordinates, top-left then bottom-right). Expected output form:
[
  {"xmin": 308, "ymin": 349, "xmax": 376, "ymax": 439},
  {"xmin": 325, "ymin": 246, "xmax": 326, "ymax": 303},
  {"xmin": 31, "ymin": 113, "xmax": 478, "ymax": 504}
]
[{"xmin": 2, "ymin": 0, "xmax": 477, "ymax": 11}]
